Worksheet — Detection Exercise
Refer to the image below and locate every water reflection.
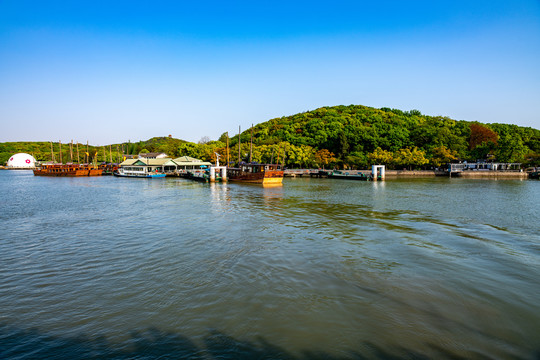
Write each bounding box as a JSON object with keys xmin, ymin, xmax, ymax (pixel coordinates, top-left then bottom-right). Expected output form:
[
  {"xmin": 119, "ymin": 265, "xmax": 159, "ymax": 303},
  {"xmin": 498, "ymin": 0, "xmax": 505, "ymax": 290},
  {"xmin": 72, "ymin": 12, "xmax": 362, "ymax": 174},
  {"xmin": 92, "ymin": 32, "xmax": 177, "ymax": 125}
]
[{"xmin": 1, "ymin": 173, "xmax": 539, "ymax": 359}]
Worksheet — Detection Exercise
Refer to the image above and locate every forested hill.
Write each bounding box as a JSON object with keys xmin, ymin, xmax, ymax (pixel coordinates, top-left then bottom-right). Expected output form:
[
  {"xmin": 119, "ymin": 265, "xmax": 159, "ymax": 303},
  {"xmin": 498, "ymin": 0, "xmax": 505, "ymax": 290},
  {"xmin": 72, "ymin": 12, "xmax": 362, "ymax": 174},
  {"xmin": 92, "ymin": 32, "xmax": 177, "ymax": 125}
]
[
  {"xmin": 226, "ymin": 105, "xmax": 540, "ymax": 168},
  {"xmin": 2, "ymin": 105, "xmax": 539, "ymax": 168},
  {"xmin": 0, "ymin": 137, "xmax": 188, "ymax": 165}
]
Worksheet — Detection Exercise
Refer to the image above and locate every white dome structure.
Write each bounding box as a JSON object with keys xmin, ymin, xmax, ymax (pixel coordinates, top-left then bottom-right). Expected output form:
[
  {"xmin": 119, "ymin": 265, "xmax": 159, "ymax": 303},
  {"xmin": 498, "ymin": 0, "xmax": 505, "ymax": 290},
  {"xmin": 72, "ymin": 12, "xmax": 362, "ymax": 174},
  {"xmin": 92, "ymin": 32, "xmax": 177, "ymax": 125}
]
[{"xmin": 7, "ymin": 153, "xmax": 36, "ymax": 168}]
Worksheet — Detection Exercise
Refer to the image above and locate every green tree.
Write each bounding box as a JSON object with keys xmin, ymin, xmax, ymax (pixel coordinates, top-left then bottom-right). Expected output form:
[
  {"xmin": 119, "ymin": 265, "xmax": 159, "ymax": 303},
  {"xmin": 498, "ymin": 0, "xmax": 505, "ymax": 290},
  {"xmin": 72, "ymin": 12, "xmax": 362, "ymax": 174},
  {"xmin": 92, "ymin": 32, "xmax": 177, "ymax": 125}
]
[
  {"xmin": 395, "ymin": 147, "xmax": 429, "ymax": 170},
  {"xmin": 368, "ymin": 147, "xmax": 394, "ymax": 165},
  {"xmin": 496, "ymin": 133, "xmax": 528, "ymax": 163},
  {"xmin": 286, "ymin": 144, "xmax": 315, "ymax": 168},
  {"xmin": 430, "ymin": 146, "xmax": 457, "ymax": 167}
]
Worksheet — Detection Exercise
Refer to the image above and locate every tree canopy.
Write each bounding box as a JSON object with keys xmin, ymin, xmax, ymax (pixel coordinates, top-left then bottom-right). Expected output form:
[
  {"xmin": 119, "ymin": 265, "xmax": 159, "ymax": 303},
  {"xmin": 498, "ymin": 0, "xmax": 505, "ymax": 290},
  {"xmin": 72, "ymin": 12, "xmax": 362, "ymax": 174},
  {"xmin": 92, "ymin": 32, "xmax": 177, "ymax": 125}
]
[{"xmin": 2, "ymin": 105, "xmax": 539, "ymax": 168}]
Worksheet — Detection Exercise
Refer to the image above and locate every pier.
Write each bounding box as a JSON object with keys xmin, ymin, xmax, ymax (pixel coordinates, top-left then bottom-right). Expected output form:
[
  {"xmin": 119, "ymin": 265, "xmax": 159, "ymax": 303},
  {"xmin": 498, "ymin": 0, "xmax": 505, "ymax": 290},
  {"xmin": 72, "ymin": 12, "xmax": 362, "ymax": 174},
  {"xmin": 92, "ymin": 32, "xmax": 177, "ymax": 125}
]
[{"xmin": 285, "ymin": 165, "xmax": 386, "ymax": 180}]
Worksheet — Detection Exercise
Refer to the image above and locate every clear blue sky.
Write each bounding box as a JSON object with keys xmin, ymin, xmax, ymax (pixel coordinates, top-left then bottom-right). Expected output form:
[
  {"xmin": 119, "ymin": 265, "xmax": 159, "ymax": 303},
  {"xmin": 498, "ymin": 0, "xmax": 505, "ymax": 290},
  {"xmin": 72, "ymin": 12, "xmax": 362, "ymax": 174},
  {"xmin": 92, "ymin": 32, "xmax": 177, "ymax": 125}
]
[{"xmin": 1, "ymin": 0, "xmax": 539, "ymax": 145}]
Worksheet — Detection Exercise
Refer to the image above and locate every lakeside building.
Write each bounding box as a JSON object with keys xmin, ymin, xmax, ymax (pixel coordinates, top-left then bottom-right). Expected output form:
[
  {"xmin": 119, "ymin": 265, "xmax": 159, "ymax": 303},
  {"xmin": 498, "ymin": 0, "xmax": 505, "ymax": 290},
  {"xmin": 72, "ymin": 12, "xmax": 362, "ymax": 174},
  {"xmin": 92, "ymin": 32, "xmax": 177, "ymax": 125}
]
[
  {"xmin": 448, "ymin": 162, "xmax": 522, "ymax": 173},
  {"xmin": 118, "ymin": 156, "xmax": 212, "ymax": 176},
  {"xmin": 118, "ymin": 158, "xmax": 171, "ymax": 176},
  {"xmin": 173, "ymin": 156, "xmax": 212, "ymax": 173}
]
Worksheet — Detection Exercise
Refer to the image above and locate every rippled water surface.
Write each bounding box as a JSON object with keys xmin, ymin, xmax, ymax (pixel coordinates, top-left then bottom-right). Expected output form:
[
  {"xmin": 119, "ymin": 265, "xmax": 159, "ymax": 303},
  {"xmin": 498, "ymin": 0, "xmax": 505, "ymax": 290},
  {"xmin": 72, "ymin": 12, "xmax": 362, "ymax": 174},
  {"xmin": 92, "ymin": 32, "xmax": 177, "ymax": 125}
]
[{"xmin": 1, "ymin": 170, "xmax": 539, "ymax": 359}]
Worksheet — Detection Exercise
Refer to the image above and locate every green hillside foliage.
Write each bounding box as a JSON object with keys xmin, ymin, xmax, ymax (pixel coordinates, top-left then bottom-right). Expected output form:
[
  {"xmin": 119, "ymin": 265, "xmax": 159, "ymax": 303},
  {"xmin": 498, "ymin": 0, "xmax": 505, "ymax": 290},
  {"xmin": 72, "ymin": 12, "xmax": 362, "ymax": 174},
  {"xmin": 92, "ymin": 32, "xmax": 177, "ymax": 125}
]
[
  {"xmin": 0, "ymin": 141, "xmax": 126, "ymax": 165},
  {"xmin": 219, "ymin": 105, "xmax": 539, "ymax": 169},
  {"xmin": 2, "ymin": 105, "xmax": 539, "ymax": 168},
  {"xmin": 0, "ymin": 136, "xmax": 188, "ymax": 165}
]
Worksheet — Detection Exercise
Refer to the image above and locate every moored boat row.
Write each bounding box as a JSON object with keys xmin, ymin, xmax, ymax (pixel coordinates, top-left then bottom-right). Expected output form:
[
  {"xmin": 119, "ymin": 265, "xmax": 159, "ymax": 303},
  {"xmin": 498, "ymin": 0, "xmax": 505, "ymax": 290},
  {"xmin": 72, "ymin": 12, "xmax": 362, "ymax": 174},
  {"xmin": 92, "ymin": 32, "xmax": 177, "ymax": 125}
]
[{"xmin": 33, "ymin": 163, "xmax": 103, "ymax": 177}]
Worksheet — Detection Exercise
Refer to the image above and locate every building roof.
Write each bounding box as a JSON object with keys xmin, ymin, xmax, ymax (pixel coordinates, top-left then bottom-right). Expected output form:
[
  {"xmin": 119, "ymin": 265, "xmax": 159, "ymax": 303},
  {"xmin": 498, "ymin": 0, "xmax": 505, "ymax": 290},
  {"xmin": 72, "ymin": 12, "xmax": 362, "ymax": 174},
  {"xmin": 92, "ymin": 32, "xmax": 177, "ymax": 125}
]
[
  {"xmin": 119, "ymin": 159, "xmax": 139, "ymax": 166},
  {"xmin": 173, "ymin": 156, "xmax": 212, "ymax": 166},
  {"xmin": 173, "ymin": 156, "xmax": 202, "ymax": 162},
  {"xmin": 120, "ymin": 156, "xmax": 211, "ymax": 167},
  {"xmin": 143, "ymin": 158, "xmax": 172, "ymax": 165}
]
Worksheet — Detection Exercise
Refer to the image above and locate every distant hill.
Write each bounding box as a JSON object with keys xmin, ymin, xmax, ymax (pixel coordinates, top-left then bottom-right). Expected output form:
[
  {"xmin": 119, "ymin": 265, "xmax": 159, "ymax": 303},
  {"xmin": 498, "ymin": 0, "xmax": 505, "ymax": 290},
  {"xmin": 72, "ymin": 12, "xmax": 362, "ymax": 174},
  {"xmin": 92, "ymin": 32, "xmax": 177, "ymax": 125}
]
[
  {"xmin": 1, "ymin": 105, "xmax": 539, "ymax": 168},
  {"xmin": 0, "ymin": 136, "xmax": 188, "ymax": 165},
  {"xmin": 228, "ymin": 105, "xmax": 540, "ymax": 167}
]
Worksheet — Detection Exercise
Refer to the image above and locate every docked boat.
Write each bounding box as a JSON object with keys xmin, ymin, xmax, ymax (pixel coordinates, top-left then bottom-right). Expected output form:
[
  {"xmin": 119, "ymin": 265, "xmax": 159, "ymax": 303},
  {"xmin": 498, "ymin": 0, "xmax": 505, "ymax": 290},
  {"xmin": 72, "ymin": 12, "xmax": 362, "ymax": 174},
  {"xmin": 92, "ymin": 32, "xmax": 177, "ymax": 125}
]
[
  {"xmin": 113, "ymin": 167, "xmax": 166, "ymax": 178},
  {"xmin": 227, "ymin": 163, "xmax": 284, "ymax": 184},
  {"xmin": 327, "ymin": 170, "xmax": 371, "ymax": 181},
  {"xmin": 33, "ymin": 163, "xmax": 103, "ymax": 177},
  {"xmin": 99, "ymin": 163, "xmax": 118, "ymax": 175}
]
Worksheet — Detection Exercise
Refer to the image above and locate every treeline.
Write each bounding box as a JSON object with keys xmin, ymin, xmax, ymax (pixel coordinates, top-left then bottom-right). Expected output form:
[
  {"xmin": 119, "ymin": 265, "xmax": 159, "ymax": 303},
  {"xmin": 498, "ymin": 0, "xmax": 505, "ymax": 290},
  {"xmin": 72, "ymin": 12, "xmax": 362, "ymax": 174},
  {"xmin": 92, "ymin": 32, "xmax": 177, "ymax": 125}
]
[
  {"xmin": 219, "ymin": 105, "xmax": 539, "ymax": 169},
  {"xmin": 0, "ymin": 141, "xmax": 126, "ymax": 165},
  {"xmin": 2, "ymin": 105, "xmax": 539, "ymax": 168},
  {"xmin": 0, "ymin": 137, "xmax": 188, "ymax": 165},
  {"xmin": 148, "ymin": 105, "xmax": 540, "ymax": 169}
]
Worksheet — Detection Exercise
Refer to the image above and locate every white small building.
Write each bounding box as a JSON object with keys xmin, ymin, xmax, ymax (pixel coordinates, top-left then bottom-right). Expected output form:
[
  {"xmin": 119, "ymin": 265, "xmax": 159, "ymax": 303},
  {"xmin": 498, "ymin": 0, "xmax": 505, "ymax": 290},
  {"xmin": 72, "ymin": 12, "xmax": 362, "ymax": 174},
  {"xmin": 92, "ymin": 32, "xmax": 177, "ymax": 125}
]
[
  {"xmin": 138, "ymin": 152, "xmax": 169, "ymax": 159},
  {"xmin": 6, "ymin": 153, "xmax": 36, "ymax": 168}
]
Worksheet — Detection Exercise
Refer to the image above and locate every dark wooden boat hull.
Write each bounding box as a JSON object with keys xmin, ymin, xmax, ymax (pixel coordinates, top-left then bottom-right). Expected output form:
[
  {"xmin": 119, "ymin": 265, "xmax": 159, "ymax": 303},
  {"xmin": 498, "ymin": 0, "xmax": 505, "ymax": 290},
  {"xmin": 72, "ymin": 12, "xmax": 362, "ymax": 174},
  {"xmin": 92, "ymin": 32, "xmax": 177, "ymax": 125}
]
[
  {"xmin": 34, "ymin": 164, "xmax": 103, "ymax": 177},
  {"xmin": 227, "ymin": 171, "xmax": 283, "ymax": 184}
]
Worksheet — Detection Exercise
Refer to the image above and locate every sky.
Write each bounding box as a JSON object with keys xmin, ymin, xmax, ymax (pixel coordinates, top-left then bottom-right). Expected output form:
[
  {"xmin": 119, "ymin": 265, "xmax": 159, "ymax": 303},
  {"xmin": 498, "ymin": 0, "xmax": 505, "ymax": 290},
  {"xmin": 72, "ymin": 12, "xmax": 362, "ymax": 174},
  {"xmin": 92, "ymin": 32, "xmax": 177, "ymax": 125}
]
[{"xmin": 1, "ymin": 0, "xmax": 539, "ymax": 145}]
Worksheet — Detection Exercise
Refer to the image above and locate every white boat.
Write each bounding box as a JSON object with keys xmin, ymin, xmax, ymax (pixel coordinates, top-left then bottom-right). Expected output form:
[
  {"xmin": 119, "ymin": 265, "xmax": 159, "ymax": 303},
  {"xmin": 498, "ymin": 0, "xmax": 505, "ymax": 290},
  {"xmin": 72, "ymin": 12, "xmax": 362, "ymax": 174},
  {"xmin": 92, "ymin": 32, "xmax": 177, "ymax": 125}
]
[{"xmin": 113, "ymin": 167, "xmax": 166, "ymax": 178}]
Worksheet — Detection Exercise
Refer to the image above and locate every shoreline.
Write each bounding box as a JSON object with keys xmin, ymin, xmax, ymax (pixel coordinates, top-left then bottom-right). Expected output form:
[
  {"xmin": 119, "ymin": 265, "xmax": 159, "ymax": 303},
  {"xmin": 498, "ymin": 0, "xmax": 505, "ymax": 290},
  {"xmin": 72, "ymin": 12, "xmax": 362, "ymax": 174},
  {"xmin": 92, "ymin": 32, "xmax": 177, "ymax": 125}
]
[
  {"xmin": 284, "ymin": 169, "xmax": 532, "ymax": 179},
  {"xmin": 386, "ymin": 170, "xmax": 529, "ymax": 178},
  {"xmin": 2, "ymin": 167, "xmax": 534, "ymax": 179}
]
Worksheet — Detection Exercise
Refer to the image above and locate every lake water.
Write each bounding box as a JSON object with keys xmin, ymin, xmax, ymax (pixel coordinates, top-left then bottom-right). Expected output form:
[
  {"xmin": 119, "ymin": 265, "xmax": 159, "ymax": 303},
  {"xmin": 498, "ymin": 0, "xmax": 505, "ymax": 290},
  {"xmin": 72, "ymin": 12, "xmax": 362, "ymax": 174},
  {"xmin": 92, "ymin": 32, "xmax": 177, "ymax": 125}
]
[{"xmin": 0, "ymin": 170, "xmax": 539, "ymax": 359}]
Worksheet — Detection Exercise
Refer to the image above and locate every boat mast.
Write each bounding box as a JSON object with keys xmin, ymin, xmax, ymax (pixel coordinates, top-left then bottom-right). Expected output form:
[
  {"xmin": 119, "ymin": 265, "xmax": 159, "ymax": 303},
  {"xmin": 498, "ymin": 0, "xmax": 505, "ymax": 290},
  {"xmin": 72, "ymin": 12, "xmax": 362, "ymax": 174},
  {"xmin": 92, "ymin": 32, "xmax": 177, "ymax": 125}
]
[
  {"xmin": 70, "ymin": 140, "xmax": 73, "ymax": 163},
  {"xmin": 237, "ymin": 126, "xmax": 241, "ymax": 165},
  {"xmin": 109, "ymin": 145, "xmax": 112, "ymax": 163},
  {"xmin": 226, "ymin": 132, "xmax": 229, "ymax": 167},
  {"xmin": 59, "ymin": 140, "xmax": 62, "ymax": 164},
  {"xmin": 50, "ymin": 141, "xmax": 55, "ymax": 163},
  {"xmin": 249, "ymin": 124, "xmax": 253, "ymax": 163},
  {"xmin": 86, "ymin": 141, "xmax": 89, "ymax": 164},
  {"xmin": 76, "ymin": 142, "xmax": 80, "ymax": 163}
]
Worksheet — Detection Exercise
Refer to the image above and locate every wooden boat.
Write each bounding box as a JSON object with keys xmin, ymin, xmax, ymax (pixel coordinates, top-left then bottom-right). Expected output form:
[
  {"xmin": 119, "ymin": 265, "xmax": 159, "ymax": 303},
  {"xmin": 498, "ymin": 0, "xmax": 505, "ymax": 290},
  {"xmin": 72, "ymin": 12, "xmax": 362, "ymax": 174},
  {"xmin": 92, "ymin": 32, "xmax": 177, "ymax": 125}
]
[
  {"xmin": 99, "ymin": 163, "xmax": 118, "ymax": 175},
  {"xmin": 33, "ymin": 163, "xmax": 103, "ymax": 177},
  {"xmin": 327, "ymin": 170, "xmax": 370, "ymax": 181},
  {"xmin": 227, "ymin": 163, "xmax": 284, "ymax": 184}
]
